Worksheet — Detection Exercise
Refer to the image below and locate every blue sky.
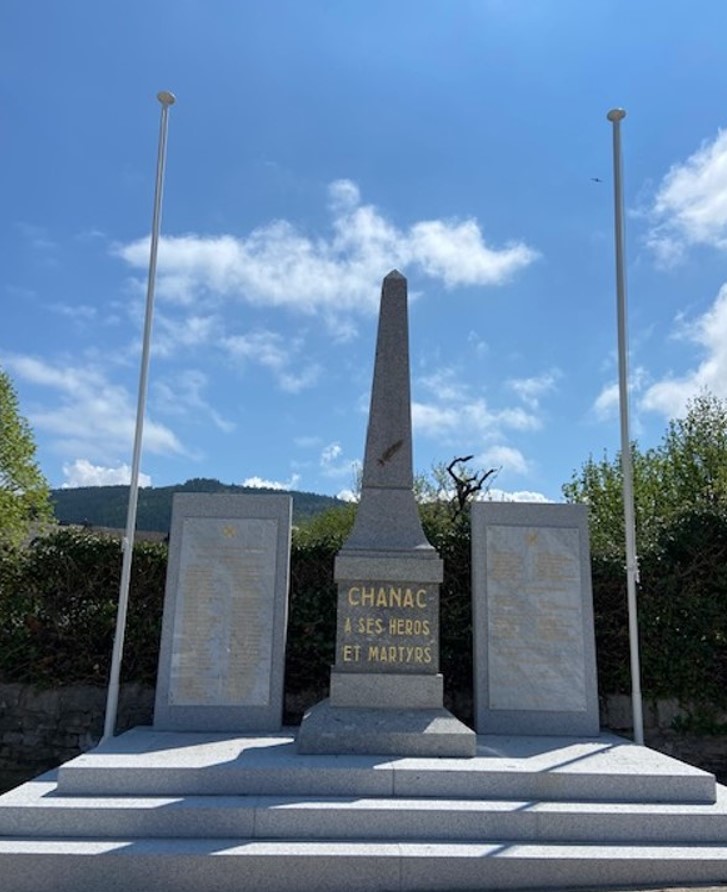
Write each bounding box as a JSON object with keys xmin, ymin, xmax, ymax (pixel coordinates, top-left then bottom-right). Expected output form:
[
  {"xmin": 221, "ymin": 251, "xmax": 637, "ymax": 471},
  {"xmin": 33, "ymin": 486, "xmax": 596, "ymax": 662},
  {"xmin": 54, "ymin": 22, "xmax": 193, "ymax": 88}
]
[{"xmin": 4, "ymin": 1, "xmax": 727, "ymax": 502}]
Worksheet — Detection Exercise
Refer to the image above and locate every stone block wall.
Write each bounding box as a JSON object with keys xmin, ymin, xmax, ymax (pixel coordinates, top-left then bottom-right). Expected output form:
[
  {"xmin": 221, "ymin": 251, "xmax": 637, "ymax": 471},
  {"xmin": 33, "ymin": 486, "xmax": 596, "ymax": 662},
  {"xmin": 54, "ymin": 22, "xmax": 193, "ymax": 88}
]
[{"xmin": 0, "ymin": 683, "xmax": 154, "ymax": 792}]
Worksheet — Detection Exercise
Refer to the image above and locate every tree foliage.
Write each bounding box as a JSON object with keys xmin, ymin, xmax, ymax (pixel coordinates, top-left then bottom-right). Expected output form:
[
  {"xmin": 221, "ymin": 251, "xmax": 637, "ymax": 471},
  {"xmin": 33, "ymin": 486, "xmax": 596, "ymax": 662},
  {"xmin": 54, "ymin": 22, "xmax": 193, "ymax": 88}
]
[
  {"xmin": 0, "ymin": 368, "xmax": 52, "ymax": 549},
  {"xmin": 563, "ymin": 392, "xmax": 727, "ymax": 556}
]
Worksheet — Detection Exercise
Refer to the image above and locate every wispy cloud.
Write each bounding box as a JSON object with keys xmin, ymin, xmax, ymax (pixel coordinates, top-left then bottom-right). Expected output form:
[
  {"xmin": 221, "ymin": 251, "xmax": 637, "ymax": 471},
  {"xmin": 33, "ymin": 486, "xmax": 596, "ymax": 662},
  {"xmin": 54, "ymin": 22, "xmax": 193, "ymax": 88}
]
[
  {"xmin": 153, "ymin": 370, "xmax": 235, "ymax": 433},
  {"xmin": 507, "ymin": 369, "xmax": 560, "ymax": 409},
  {"xmin": 15, "ymin": 222, "xmax": 57, "ymax": 253},
  {"xmin": 153, "ymin": 313, "xmax": 222, "ymax": 357},
  {"xmin": 318, "ymin": 441, "xmax": 360, "ymax": 481},
  {"xmin": 411, "ymin": 365, "xmax": 550, "ymax": 477},
  {"xmin": 1, "ymin": 353, "xmax": 185, "ymax": 462},
  {"xmin": 640, "ymin": 283, "xmax": 727, "ymax": 416},
  {"xmin": 114, "ymin": 179, "xmax": 539, "ymax": 332},
  {"xmin": 222, "ymin": 329, "xmax": 321, "ymax": 393},
  {"xmin": 647, "ymin": 129, "xmax": 727, "ymax": 266}
]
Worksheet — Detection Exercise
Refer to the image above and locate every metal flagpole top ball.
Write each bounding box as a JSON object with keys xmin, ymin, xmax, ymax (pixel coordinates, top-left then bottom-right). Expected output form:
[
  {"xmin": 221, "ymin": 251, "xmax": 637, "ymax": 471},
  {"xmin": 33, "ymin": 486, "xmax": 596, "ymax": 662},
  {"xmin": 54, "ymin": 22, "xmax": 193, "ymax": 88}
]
[
  {"xmin": 607, "ymin": 108, "xmax": 626, "ymax": 122},
  {"xmin": 157, "ymin": 90, "xmax": 176, "ymax": 106}
]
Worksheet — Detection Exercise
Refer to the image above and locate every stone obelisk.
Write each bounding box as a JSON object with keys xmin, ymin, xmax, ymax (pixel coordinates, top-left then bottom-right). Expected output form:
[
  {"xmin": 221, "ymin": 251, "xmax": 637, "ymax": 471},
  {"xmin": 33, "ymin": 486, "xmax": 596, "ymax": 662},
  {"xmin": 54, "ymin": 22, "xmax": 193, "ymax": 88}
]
[{"xmin": 297, "ymin": 270, "xmax": 475, "ymax": 756}]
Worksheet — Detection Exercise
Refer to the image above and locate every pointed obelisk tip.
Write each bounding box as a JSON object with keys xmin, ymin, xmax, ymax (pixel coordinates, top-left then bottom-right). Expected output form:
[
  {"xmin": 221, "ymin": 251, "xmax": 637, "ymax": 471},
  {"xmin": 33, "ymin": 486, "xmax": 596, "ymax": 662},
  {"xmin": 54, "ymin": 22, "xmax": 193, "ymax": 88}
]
[{"xmin": 384, "ymin": 269, "xmax": 405, "ymax": 281}]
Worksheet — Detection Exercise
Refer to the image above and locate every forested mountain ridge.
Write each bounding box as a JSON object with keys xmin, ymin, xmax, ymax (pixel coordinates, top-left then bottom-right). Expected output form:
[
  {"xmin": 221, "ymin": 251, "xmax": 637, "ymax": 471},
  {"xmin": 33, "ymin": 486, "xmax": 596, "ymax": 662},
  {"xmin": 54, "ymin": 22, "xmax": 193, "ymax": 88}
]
[{"xmin": 50, "ymin": 478, "xmax": 345, "ymax": 532}]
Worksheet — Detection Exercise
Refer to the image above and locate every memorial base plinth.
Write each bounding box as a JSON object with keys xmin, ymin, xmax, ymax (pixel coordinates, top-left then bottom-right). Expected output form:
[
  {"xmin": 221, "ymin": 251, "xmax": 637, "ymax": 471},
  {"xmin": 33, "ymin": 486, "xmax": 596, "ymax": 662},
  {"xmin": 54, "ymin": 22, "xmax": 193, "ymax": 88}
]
[{"xmin": 296, "ymin": 698, "xmax": 476, "ymax": 757}]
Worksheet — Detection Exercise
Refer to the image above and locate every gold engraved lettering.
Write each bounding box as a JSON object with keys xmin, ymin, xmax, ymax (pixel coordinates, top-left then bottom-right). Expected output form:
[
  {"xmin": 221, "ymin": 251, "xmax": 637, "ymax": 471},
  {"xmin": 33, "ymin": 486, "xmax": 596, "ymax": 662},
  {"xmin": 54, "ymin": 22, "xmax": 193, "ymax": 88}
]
[
  {"xmin": 361, "ymin": 586, "xmax": 375, "ymax": 607},
  {"xmin": 347, "ymin": 583, "xmax": 429, "ymax": 609},
  {"xmin": 344, "ymin": 617, "xmax": 352, "ymax": 633},
  {"xmin": 342, "ymin": 644, "xmax": 362, "ymax": 662},
  {"xmin": 357, "ymin": 617, "xmax": 383, "ymax": 635},
  {"xmin": 365, "ymin": 644, "xmax": 433, "ymax": 664},
  {"xmin": 388, "ymin": 618, "xmax": 431, "ymax": 636}
]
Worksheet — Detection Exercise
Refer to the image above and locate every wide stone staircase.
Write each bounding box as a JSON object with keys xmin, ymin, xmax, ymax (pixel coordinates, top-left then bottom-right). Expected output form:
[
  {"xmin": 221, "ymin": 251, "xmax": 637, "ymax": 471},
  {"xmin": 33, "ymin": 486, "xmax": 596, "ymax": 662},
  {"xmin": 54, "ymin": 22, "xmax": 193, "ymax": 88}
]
[{"xmin": 0, "ymin": 726, "xmax": 725, "ymax": 891}]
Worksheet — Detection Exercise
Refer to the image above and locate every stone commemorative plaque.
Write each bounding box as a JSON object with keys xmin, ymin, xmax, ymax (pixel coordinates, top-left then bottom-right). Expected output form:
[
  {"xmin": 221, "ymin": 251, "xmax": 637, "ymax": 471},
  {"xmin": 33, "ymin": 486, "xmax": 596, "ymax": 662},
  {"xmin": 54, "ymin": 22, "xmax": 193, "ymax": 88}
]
[
  {"xmin": 334, "ymin": 581, "xmax": 439, "ymax": 674},
  {"xmin": 154, "ymin": 493, "xmax": 292, "ymax": 732},
  {"xmin": 471, "ymin": 502, "xmax": 599, "ymax": 736}
]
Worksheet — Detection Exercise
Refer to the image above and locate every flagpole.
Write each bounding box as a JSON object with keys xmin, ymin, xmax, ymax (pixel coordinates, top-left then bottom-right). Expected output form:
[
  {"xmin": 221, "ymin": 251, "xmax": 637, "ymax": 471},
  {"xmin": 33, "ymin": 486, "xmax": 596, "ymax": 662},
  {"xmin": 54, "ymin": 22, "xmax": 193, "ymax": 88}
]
[
  {"xmin": 102, "ymin": 90, "xmax": 176, "ymax": 741},
  {"xmin": 607, "ymin": 107, "xmax": 644, "ymax": 746}
]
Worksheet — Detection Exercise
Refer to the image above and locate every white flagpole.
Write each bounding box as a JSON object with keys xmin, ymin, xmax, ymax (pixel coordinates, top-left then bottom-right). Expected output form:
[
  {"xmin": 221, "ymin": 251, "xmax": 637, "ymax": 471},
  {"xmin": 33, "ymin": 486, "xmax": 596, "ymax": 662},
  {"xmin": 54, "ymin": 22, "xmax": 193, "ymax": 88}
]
[
  {"xmin": 607, "ymin": 107, "xmax": 644, "ymax": 746},
  {"xmin": 102, "ymin": 91, "xmax": 176, "ymax": 741}
]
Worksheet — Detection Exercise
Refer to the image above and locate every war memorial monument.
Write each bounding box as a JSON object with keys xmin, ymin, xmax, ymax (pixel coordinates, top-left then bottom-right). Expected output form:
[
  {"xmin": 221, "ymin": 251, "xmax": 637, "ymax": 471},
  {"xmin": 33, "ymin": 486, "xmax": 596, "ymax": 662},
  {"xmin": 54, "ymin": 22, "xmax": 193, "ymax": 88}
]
[{"xmin": 0, "ymin": 272, "xmax": 725, "ymax": 890}]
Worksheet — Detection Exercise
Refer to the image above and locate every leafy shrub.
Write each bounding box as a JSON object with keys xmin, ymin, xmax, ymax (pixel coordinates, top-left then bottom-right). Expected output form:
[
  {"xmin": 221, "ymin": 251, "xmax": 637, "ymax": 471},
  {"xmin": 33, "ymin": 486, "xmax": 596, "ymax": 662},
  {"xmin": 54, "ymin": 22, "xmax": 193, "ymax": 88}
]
[
  {"xmin": 0, "ymin": 528, "xmax": 166, "ymax": 686},
  {"xmin": 1, "ymin": 508, "xmax": 725, "ymax": 727}
]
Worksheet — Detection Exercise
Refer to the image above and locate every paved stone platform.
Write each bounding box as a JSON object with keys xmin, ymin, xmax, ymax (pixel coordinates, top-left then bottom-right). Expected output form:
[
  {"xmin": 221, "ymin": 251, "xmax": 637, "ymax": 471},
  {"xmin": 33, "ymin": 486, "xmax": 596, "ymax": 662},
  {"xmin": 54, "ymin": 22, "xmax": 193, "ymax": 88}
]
[{"xmin": 0, "ymin": 728, "xmax": 724, "ymax": 891}]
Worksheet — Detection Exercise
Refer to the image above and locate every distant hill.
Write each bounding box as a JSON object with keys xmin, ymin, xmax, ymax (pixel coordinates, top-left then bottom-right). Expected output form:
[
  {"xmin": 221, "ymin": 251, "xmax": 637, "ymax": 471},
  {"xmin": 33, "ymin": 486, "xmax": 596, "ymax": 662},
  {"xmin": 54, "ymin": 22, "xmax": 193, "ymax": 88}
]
[{"xmin": 50, "ymin": 478, "xmax": 345, "ymax": 533}]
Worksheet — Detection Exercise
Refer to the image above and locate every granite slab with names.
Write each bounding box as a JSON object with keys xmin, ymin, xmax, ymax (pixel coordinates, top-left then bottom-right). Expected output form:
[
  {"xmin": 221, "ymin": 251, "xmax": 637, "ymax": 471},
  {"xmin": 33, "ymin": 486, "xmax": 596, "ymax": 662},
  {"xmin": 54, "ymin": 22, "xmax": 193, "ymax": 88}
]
[
  {"xmin": 471, "ymin": 501, "xmax": 600, "ymax": 736},
  {"xmin": 153, "ymin": 492, "xmax": 292, "ymax": 732}
]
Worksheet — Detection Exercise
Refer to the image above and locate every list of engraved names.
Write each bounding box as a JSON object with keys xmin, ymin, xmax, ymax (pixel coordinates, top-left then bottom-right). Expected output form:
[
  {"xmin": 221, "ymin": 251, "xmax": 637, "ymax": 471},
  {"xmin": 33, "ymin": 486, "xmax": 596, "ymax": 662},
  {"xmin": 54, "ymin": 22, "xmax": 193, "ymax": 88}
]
[
  {"xmin": 485, "ymin": 525, "xmax": 586, "ymax": 712},
  {"xmin": 169, "ymin": 517, "xmax": 277, "ymax": 707}
]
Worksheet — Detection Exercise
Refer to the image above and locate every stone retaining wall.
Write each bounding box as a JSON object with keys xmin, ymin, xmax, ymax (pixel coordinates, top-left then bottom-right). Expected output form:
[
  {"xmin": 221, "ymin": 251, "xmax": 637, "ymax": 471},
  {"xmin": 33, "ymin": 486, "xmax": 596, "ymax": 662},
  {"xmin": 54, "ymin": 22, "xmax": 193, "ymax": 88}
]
[
  {"xmin": 0, "ymin": 683, "xmax": 155, "ymax": 793},
  {"xmin": 1, "ymin": 684, "xmax": 725, "ymax": 792}
]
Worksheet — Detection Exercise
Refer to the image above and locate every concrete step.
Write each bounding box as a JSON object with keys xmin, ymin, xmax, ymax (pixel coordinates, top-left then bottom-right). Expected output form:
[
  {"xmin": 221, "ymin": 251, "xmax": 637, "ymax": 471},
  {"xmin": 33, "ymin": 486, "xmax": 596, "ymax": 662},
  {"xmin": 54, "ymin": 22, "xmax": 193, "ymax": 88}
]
[
  {"xmin": 55, "ymin": 727, "xmax": 717, "ymax": 804},
  {"xmin": 0, "ymin": 837, "xmax": 726, "ymax": 892},
  {"xmin": 2, "ymin": 777, "xmax": 726, "ymax": 843}
]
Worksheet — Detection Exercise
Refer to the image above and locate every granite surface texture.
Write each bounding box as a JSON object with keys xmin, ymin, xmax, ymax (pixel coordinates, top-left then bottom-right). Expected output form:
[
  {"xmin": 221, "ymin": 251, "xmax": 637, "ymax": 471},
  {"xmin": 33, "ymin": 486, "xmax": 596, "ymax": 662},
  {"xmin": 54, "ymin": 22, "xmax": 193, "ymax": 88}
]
[
  {"xmin": 154, "ymin": 492, "xmax": 292, "ymax": 732},
  {"xmin": 472, "ymin": 502, "xmax": 600, "ymax": 736},
  {"xmin": 0, "ymin": 728, "xmax": 726, "ymax": 891}
]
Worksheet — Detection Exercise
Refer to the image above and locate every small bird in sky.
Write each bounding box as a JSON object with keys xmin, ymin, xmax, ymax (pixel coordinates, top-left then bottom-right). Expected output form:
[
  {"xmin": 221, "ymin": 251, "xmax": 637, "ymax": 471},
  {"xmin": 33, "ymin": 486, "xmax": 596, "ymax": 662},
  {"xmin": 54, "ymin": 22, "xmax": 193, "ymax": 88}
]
[{"xmin": 591, "ymin": 177, "xmax": 603, "ymax": 183}]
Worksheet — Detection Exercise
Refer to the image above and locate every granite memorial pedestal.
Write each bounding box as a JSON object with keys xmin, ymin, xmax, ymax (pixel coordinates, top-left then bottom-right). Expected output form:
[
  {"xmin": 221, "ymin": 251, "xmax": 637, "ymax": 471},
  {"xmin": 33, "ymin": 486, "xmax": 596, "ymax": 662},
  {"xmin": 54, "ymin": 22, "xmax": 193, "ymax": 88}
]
[{"xmin": 298, "ymin": 271, "xmax": 475, "ymax": 757}]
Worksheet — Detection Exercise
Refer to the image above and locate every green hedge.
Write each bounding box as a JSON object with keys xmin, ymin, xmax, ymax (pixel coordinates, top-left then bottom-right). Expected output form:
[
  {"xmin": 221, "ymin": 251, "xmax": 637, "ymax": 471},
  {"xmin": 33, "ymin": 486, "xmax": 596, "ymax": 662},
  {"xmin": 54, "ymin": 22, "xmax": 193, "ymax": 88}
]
[{"xmin": 1, "ymin": 510, "xmax": 725, "ymax": 727}]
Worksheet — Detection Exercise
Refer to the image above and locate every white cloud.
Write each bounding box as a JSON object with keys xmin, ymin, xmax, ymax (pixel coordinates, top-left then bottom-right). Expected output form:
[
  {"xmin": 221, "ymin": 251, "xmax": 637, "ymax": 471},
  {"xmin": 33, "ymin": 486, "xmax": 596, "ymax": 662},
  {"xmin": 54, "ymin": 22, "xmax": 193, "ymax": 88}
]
[
  {"xmin": 242, "ymin": 474, "xmax": 301, "ymax": 491},
  {"xmin": 336, "ymin": 488, "xmax": 358, "ymax": 503},
  {"xmin": 222, "ymin": 329, "xmax": 321, "ymax": 393},
  {"xmin": 411, "ymin": 402, "xmax": 461, "ymax": 437},
  {"xmin": 408, "ymin": 219, "xmax": 537, "ymax": 288},
  {"xmin": 486, "ymin": 488, "xmax": 551, "ymax": 503},
  {"xmin": 328, "ymin": 179, "xmax": 361, "ymax": 212},
  {"xmin": 640, "ymin": 283, "xmax": 727, "ymax": 416},
  {"xmin": 61, "ymin": 459, "xmax": 151, "ymax": 488},
  {"xmin": 115, "ymin": 180, "xmax": 538, "ymax": 330},
  {"xmin": 153, "ymin": 313, "xmax": 221, "ymax": 357},
  {"xmin": 412, "ymin": 397, "xmax": 540, "ymax": 440},
  {"xmin": 507, "ymin": 369, "xmax": 560, "ymax": 409},
  {"xmin": 320, "ymin": 442, "xmax": 343, "ymax": 465},
  {"xmin": 408, "ymin": 362, "xmax": 560, "ymax": 488},
  {"xmin": 411, "ymin": 364, "xmax": 547, "ymax": 479},
  {"xmin": 647, "ymin": 129, "xmax": 727, "ymax": 265},
  {"xmin": 478, "ymin": 445, "xmax": 531, "ymax": 475},
  {"xmin": 1, "ymin": 354, "xmax": 185, "ymax": 462},
  {"xmin": 593, "ymin": 382, "xmax": 620, "ymax": 420},
  {"xmin": 592, "ymin": 366, "xmax": 648, "ymax": 421}
]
